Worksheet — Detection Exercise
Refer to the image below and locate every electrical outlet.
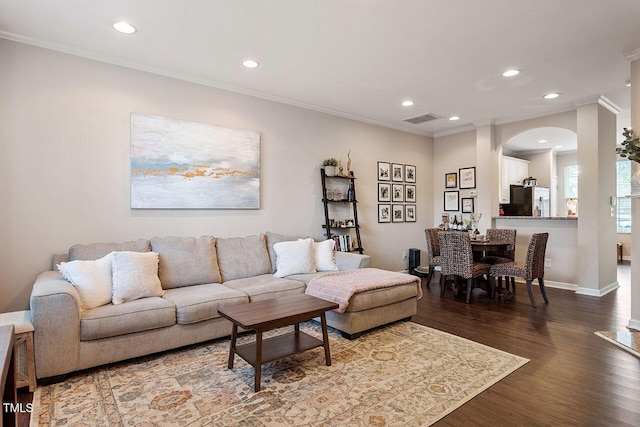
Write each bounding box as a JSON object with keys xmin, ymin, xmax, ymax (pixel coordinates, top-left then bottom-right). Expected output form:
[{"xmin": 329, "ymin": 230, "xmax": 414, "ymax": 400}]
[
  {"xmin": 402, "ymin": 251, "xmax": 408, "ymax": 260},
  {"xmin": 544, "ymin": 258, "xmax": 551, "ymax": 268}
]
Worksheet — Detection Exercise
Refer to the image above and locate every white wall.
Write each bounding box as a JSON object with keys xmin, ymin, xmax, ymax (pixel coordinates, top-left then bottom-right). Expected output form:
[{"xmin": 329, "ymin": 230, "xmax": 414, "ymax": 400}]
[
  {"xmin": 0, "ymin": 40, "xmax": 434, "ymax": 312},
  {"xmin": 555, "ymin": 152, "xmax": 578, "ymax": 215},
  {"xmin": 520, "ymin": 150, "xmax": 552, "ymax": 188}
]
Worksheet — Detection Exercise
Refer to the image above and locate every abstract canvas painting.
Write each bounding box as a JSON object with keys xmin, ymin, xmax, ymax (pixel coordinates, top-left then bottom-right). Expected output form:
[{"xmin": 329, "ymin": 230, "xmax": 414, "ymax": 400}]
[{"xmin": 131, "ymin": 114, "xmax": 260, "ymax": 209}]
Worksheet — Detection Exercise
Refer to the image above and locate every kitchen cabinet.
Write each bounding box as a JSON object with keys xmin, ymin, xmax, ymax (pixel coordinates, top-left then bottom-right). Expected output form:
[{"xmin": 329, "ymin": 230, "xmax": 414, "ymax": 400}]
[{"xmin": 500, "ymin": 156, "xmax": 530, "ymax": 203}]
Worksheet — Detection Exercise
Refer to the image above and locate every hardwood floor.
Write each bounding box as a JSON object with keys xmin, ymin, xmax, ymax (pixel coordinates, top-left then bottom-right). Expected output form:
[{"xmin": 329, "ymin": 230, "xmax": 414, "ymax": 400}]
[
  {"xmin": 16, "ymin": 264, "xmax": 639, "ymax": 426},
  {"xmin": 413, "ymin": 262, "xmax": 640, "ymax": 426}
]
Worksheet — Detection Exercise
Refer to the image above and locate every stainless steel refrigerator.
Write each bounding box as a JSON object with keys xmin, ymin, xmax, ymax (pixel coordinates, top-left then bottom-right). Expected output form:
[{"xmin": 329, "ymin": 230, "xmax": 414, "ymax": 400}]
[{"xmin": 502, "ymin": 185, "xmax": 550, "ymax": 217}]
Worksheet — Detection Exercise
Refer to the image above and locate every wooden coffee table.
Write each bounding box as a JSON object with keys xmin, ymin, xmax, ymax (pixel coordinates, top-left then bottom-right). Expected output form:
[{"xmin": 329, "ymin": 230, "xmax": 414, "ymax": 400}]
[{"xmin": 218, "ymin": 294, "xmax": 339, "ymax": 392}]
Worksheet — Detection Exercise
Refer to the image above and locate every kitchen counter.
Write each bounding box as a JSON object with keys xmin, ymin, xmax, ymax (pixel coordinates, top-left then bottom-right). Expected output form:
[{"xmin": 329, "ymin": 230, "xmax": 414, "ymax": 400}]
[{"xmin": 494, "ymin": 216, "xmax": 577, "ymax": 220}]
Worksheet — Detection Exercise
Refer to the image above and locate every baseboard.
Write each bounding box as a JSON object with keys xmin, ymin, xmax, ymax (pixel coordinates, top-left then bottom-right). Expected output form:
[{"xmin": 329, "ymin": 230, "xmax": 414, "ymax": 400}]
[
  {"xmin": 512, "ymin": 278, "xmax": 577, "ymax": 291},
  {"xmin": 627, "ymin": 319, "xmax": 640, "ymax": 331},
  {"xmin": 575, "ymin": 281, "xmax": 619, "ymax": 297}
]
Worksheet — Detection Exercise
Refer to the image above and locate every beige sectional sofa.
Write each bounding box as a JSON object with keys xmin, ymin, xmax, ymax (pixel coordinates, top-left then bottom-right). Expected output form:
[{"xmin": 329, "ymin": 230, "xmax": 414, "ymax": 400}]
[{"xmin": 30, "ymin": 232, "xmax": 375, "ymax": 380}]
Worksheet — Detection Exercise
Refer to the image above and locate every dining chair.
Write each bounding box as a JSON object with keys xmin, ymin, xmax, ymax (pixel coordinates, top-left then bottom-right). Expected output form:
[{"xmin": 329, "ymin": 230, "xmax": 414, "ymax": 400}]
[
  {"xmin": 489, "ymin": 233, "xmax": 549, "ymax": 307},
  {"xmin": 424, "ymin": 228, "xmax": 442, "ymax": 287},
  {"xmin": 482, "ymin": 228, "xmax": 517, "ymax": 293},
  {"xmin": 438, "ymin": 231, "xmax": 492, "ymax": 304}
]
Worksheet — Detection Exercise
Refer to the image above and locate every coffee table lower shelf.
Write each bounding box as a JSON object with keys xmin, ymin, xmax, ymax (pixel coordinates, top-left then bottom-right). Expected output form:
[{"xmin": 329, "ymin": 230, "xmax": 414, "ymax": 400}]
[{"xmin": 234, "ymin": 331, "xmax": 324, "ymax": 366}]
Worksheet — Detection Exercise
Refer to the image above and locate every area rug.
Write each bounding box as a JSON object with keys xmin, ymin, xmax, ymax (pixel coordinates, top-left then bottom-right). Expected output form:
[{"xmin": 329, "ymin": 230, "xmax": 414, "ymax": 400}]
[
  {"xmin": 30, "ymin": 321, "xmax": 528, "ymax": 426},
  {"xmin": 595, "ymin": 330, "xmax": 640, "ymax": 358}
]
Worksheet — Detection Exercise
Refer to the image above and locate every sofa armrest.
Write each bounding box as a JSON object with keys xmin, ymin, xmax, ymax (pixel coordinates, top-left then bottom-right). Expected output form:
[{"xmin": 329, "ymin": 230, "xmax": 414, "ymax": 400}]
[
  {"xmin": 30, "ymin": 271, "xmax": 81, "ymax": 378},
  {"xmin": 335, "ymin": 252, "xmax": 371, "ymax": 271}
]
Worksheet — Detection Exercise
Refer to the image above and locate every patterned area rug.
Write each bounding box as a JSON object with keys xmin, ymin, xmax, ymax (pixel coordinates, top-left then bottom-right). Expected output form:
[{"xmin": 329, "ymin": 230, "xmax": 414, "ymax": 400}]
[
  {"xmin": 30, "ymin": 322, "xmax": 528, "ymax": 426},
  {"xmin": 595, "ymin": 331, "xmax": 640, "ymax": 358}
]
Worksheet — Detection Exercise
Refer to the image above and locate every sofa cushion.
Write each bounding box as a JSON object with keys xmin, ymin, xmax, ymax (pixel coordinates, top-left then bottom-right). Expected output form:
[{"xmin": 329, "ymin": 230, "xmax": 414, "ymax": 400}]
[
  {"xmin": 163, "ymin": 283, "xmax": 249, "ymax": 324},
  {"xmin": 311, "ymin": 239, "xmax": 339, "ymax": 272},
  {"xmin": 222, "ymin": 274, "xmax": 306, "ymax": 302},
  {"xmin": 150, "ymin": 236, "xmax": 222, "ymax": 289},
  {"xmin": 57, "ymin": 252, "xmax": 113, "ymax": 309},
  {"xmin": 265, "ymin": 231, "xmax": 303, "ymax": 273},
  {"xmin": 216, "ymin": 234, "xmax": 271, "ymax": 281},
  {"xmin": 112, "ymin": 251, "xmax": 164, "ymax": 305},
  {"xmin": 69, "ymin": 239, "xmax": 150, "ymax": 261},
  {"xmin": 80, "ymin": 297, "xmax": 176, "ymax": 340},
  {"xmin": 274, "ymin": 238, "xmax": 316, "ymax": 277}
]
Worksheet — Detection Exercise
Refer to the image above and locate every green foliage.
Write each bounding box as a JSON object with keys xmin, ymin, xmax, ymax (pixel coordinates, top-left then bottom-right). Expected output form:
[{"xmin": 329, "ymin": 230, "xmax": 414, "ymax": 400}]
[
  {"xmin": 616, "ymin": 128, "xmax": 640, "ymax": 163},
  {"xmin": 323, "ymin": 158, "xmax": 338, "ymax": 167}
]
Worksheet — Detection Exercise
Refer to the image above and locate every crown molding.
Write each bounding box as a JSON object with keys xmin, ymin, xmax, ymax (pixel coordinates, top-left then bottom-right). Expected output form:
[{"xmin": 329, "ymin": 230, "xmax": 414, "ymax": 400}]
[
  {"xmin": 472, "ymin": 119, "xmax": 496, "ymax": 128},
  {"xmin": 573, "ymin": 95, "xmax": 621, "ymax": 115},
  {"xmin": 433, "ymin": 124, "xmax": 476, "ymax": 138},
  {"xmin": 624, "ymin": 47, "xmax": 640, "ymax": 62}
]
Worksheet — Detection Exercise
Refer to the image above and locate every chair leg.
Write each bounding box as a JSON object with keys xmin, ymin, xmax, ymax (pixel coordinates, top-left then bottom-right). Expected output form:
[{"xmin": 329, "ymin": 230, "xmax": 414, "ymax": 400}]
[
  {"xmin": 466, "ymin": 278, "xmax": 473, "ymax": 304},
  {"xmin": 489, "ymin": 276, "xmax": 497, "ymax": 300},
  {"xmin": 526, "ymin": 279, "xmax": 537, "ymax": 307},
  {"xmin": 440, "ymin": 274, "xmax": 446, "ymax": 298},
  {"xmin": 510, "ymin": 276, "xmax": 516, "ymax": 293},
  {"xmin": 426, "ymin": 267, "xmax": 434, "ymax": 288},
  {"xmin": 538, "ymin": 278, "xmax": 549, "ymax": 303}
]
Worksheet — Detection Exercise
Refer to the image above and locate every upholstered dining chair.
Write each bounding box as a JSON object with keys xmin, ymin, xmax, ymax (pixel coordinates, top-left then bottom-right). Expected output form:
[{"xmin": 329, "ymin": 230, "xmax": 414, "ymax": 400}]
[
  {"xmin": 424, "ymin": 228, "xmax": 442, "ymax": 287},
  {"xmin": 489, "ymin": 233, "xmax": 549, "ymax": 308},
  {"xmin": 482, "ymin": 228, "xmax": 517, "ymax": 293},
  {"xmin": 438, "ymin": 231, "xmax": 492, "ymax": 304}
]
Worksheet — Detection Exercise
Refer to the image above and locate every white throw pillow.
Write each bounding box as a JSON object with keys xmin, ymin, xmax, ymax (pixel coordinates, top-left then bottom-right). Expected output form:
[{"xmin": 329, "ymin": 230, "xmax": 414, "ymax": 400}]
[
  {"xmin": 111, "ymin": 251, "xmax": 164, "ymax": 305},
  {"xmin": 303, "ymin": 239, "xmax": 338, "ymax": 272},
  {"xmin": 57, "ymin": 253, "xmax": 114, "ymax": 310},
  {"xmin": 273, "ymin": 238, "xmax": 316, "ymax": 278}
]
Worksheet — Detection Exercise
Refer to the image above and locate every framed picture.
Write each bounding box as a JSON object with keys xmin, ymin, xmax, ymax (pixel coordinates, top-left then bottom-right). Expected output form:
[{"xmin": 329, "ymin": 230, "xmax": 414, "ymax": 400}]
[
  {"xmin": 445, "ymin": 172, "xmax": 457, "ymax": 189},
  {"xmin": 392, "ymin": 204, "xmax": 404, "ymax": 222},
  {"xmin": 405, "ymin": 184, "xmax": 416, "ymax": 203},
  {"xmin": 459, "ymin": 166, "xmax": 476, "ymax": 189},
  {"xmin": 404, "ymin": 165, "xmax": 416, "ymax": 183},
  {"xmin": 392, "ymin": 184, "xmax": 404, "ymax": 202},
  {"xmin": 461, "ymin": 197, "xmax": 474, "ymax": 213},
  {"xmin": 444, "ymin": 191, "xmax": 459, "ymax": 211},
  {"xmin": 378, "ymin": 183, "xmax": 391, "ymax": 202},
  {"xmin": 377, "ymin": 161, "xmax": 391, "ymax": 181},
  {"xmin": 392, "ymin": 163, "xmax": 404, "ymax": 182},
  {"xmin": 405, "ymin": 205, "xmax": 416, "ymax": 222},
  {"xmin": 378, "ymin": 204, "xmax": 391, "ymax": 223}
]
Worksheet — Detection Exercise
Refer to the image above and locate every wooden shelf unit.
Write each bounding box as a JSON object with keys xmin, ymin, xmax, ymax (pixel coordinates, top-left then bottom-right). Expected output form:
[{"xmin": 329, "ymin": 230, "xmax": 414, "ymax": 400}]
[{"xmin": 320, "ymin": 168, "xmax": 363, "ymax": 254}]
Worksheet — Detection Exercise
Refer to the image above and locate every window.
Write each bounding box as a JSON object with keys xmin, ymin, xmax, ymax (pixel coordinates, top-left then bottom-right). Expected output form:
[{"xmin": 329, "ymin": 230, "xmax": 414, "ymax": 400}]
[
  {"xmin": 564, "ymin": 165, "xmax": 579, "ymax": 214},
  {"xmin": 617, "ymin": 160, "xmax": 632, "ymax": 233}
]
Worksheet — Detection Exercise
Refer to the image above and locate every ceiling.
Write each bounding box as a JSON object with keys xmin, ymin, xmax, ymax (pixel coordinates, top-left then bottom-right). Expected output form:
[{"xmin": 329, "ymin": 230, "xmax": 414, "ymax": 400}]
[{"xmin": 1, "ymin": 0, "xmax": 638, "ymax": 138}]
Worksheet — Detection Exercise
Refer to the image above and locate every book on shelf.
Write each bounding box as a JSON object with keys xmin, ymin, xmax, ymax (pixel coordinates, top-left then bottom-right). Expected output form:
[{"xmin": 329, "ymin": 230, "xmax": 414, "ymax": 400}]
[{"xmin": 332, "ymin": 234, "xmax": 352, "ymax": 252}]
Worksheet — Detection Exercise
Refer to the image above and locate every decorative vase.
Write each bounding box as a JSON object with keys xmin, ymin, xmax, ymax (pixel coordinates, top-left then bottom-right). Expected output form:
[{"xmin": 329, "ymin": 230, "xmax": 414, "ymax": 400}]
[{"xmin": 325, "ymin": 166, "xmax": 336, "ymax": 177}]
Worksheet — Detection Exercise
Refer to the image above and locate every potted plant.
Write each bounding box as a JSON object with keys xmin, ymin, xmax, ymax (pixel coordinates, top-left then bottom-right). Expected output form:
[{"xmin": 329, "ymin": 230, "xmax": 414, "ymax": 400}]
[
  {"xmin": 616, "ymin": 128, "xmax": 640, "ymax": 195},
  {"xmin": 323, "ymin": 158, "xmax": 338, "ymax": 176}
]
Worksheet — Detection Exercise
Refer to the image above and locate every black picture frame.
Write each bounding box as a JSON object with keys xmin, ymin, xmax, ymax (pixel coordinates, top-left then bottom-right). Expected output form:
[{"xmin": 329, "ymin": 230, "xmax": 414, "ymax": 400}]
[
  {"xmin": 378, "ymin": 204, "xmax": 391, "ymax": 223},
  {"xmin": 377, "ymin": 161, "xmax": 391, "ymax": 181},
  {"xmin": 405, "ymin": 204, "xmax": 416, "ymax": 222},
  {"xmin": 392, "ymin": 204, "xmax": 404, "ymax": 222},
  {"xmin": 378, "ymin": 183, "xmax": 391, "ymax": 202},
  {"xmin": 392, "ymin": 183, "xmax": 404, "ymax": 202},
  {"xmin": 459, "ymin": 166, "xmax": 476, "ymax": 189},
  {"xmin": 444, "ymin": 191, "xmax": 459, "ymax": 212},
  {"xmin": 404, "ymin": 165, "xmax": 416, "ymax": 183},
  {"xmin": 392, "ymin": 163, "xmax": 404, "ymax": 182},
  {"xmin": 405, "ymin": 184, "xmax": 416, "ymax": 203},
  {"xmin": 461, "ymin": 197, "xmax": 474, "ymax": 213},
  {"xmin": 445, "ymin": 172, "xmax": 457, "ymax": 188}
]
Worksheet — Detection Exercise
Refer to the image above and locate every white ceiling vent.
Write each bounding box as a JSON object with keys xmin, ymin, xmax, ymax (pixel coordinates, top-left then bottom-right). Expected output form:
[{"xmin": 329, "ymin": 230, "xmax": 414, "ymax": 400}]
[{"xmin": 403, "ymin": 113, "xmax": 441, "ymax": 124}]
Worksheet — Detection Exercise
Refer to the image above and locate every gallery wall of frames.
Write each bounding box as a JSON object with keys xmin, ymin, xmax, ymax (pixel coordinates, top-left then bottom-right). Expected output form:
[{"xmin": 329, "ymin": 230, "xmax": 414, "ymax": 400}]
[{"xmin": 376, "ymin": 161, "xmax": 416, "ymax": 223}]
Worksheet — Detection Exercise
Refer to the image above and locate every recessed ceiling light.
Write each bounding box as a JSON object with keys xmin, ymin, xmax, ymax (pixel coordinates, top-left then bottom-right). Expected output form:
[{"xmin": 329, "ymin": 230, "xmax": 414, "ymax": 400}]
[
  {"xmin": 502, "ymin": 69, "xmax": 521, "ymax": 77},
  {"xmin": 538, "ymin": 139, "xmax": 547, "ymax": 144},
  {"xmin": 401, "ymin": 100, "xmax": 414, "ymax": 107},
  {"xmin": 113, "ymin": 21, "xmax": 136, "ymax": 34},
  {"xmin": 242, "ymin": 59, "xmax": 259, "ymax": 68},
  {"xmin": 543, "ymin": 93, "xmax": 560, "ymax": 100},
  {"xmin": 555, "ymin": 145, "xmax": 563, "ymax": 149},
  {"xmin": 626, "ymin": 81, "xmax": 632, "ymax": 87},
  {"xmin": 449, "ymin": 116, "xmax": 460, "ymax": 121}
]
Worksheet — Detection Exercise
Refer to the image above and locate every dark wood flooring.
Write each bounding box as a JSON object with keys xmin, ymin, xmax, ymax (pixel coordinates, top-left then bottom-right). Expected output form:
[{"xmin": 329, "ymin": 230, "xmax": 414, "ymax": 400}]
[
  {"xmin": 414, "ymin": 262, "xmax": 640, "ymax": 426},
  {"xmin": 16, "ymin": 264, "xmax": 639, "ymax": 426}
]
